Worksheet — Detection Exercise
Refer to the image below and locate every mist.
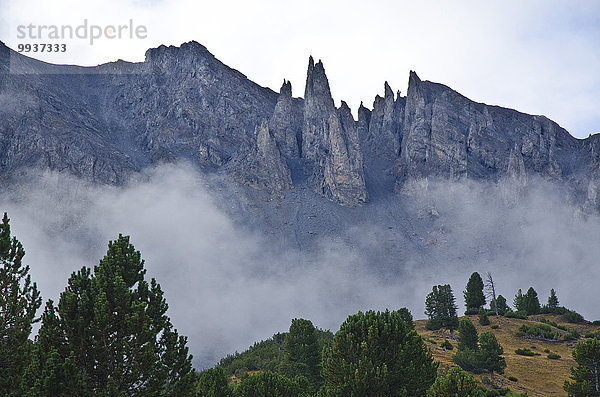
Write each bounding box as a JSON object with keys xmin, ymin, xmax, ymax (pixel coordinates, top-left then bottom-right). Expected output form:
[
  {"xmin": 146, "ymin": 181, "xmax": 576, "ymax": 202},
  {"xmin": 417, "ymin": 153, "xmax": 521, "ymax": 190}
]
[{"xmin": 2, "ymin": 163, "xmax": 599, "ymax": 368}]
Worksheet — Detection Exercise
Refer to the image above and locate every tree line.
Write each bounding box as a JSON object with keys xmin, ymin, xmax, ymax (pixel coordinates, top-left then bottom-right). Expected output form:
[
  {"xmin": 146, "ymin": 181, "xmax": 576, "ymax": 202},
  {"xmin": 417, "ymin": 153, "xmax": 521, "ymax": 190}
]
[{"xmin": 1, "ymin": 212, "xmax": 599, "ymax": 396}]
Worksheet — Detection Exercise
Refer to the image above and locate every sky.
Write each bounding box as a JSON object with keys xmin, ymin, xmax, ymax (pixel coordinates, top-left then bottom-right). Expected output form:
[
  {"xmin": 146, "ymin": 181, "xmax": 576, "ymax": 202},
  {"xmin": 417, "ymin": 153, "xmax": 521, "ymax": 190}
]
[{"xmin": 1, "ymin": 0, "xmax": 599, "ymax": 138}]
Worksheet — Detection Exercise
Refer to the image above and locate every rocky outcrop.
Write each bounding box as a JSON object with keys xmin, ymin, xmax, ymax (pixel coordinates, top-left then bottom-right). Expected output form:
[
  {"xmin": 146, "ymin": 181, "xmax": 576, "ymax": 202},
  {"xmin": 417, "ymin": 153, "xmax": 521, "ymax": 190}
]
[
  {"xmin": 302, "ymin": 57, "xmax": 368, "ymax": 206},
  {"xmin": 394, "ymin": 71, "xmax": 588, "ymax": 187},
  {"xmin": 2, "ymin": 40, "xmax": 600, "ymax": 210},
  {"xmin": 226, "ymin": 120, "xmax": 293, "ymax": 193},
  {"xmin": 363, "ymin": 82, "xmax": 405, "ymax": 163},
  {"xmin": 269, "ymin": 80, "xmax": 302, "ymax": 158}
]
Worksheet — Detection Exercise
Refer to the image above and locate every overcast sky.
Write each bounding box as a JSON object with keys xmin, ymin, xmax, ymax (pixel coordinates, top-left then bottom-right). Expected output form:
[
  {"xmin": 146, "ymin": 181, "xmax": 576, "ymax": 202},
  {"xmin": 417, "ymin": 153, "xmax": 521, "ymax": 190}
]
[{"xmin": 2, "ymin": 0, "xmax": 599, "ymax": 138}]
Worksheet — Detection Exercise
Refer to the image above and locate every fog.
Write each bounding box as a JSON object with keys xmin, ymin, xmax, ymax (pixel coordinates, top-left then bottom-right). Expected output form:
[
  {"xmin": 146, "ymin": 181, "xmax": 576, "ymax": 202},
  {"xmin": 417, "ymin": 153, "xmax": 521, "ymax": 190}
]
[{"xmin": 1, "ymin": 164, "xmax": 599, "ymax": 368}]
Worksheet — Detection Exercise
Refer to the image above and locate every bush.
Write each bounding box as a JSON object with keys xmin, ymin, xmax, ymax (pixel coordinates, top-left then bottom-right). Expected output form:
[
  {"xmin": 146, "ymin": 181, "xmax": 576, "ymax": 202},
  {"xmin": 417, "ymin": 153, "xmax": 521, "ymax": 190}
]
[
  {"xmin": 505, "ymin": 311, "xmax": 528, "ymax": 320},
  {"xmin": 508, "ymin": 376, "xmax": 518, "ymax": 382},
  {"xmin": 426, "ymin": 367, "xmax": 484, "ymax": 396},
  {"xmin": 479, "ymin": 310, "xmax": 491, "ymax": 326},
  {"xmin": 563, "ymin": 329, "xmax": 580, "ymax": 341},
  {"xmin": 584, "ymin": 331, "xmax": 600, "ymax": 339},
  {"xmin": 441, "ymin": 339, "xmax": 453, "ymax": 350},
  {"xmin": 516, "ymin": 324, "xmax": 559, "ymax": 340},
  {"xmin": 465, "ymin": 308, "xmax": 480, "ymax": 315},
  {"xmin": 515, "ymin": 348, "xmax": 540, "ymax": 356},
  {"xmin": 233, "ymin": 371, "xmax": 308, "ymax": 397},
  {"xmin": 563, "ymin": 309, "xmax": 585, "ymax": 324},
  {"xmin": 544, "ymin": 348, "xmax": 550, "ymax": 353},
  {"xmin": 453, "ymin": 349, "xmax": 484, "ymax": 373},
  {"xmin": 547, "ymin": 353, "xmax": 561, "ymax": 359},
  {"xmin": 426, "ymin": 318, "xmax": 443, "ymax": 331}
]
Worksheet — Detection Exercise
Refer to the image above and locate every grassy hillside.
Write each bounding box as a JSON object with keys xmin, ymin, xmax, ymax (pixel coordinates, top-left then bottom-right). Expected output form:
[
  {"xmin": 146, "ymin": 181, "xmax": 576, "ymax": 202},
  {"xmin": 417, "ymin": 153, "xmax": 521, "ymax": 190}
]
[
  {"xmin": 415, "ymin": 314, "xmax": 600, "ymax": 396},
  {"xmin": 213, "ymin": 313, "xmax": 599, "ymax": 395}
]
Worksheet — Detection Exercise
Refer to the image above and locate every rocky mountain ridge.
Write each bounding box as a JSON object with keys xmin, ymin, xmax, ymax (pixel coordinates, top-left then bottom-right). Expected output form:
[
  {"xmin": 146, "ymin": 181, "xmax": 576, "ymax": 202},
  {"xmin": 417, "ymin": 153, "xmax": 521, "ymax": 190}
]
[{"xmin": 1, "ymin": 40, "xmax": 599, "ymax": 209}]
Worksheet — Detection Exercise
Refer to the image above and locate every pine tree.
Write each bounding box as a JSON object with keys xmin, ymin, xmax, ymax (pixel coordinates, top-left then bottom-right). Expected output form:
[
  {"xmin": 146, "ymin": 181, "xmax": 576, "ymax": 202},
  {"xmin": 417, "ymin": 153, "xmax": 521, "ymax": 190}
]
[
  {"xmin": 233, "ymin": 371, "xmax": 308, "ymax": 397},
  {"xmin": 427, "ymin": 367, "xmax": 485, "ymax": 397},
  {"xmin": 464, "ymin": 272, "xmax": 486, "ymax": 313},
  {"xmin": 425, "ymin": 285, "xmax": 459, "ymax": 335},
  {"xmin": 198, "ymin": 367, "xmax": 232, "ymax": 397},
  {"xmin": 523, "ymin": 287, "xmax": 541, "ymax": 315},
  {"xmin": 281, "ymin": 318, "xmax": 321, "ymax": 389},
  {"xmin": 457, "ymin": 319, "xmax": 478, "ymax": 351},
  {"xmin": 513, "ymin": 289, "xmax": 525, "ymax": 312},
  {"xmin": 0, "ymin": 212, "xmax": 42, "ymax": 396},
  {"xmin": 548, "ymin": 289, "xmax": 559, "ymax": 311},
  {"xmin": 564, "ymin": 338, "xmax": 600, "ymax": 396},
  {"xmin": 490, "ymin": 295, "xmax": 508, "ymax": 315},
  {"xmin": 322, "ymin": 309, "xmax": 437, "ymax": 396},
  {"xmin": 22, "ymin": 235, "xmax": 197, "ymax": 396},
  {"xmin": 478, "ymin": 331, "xmax": 506, "ymax": 375}
]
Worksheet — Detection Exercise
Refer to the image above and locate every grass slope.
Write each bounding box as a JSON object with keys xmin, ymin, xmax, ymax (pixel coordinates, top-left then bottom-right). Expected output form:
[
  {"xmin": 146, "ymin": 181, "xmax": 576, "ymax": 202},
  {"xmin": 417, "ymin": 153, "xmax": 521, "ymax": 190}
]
[{"xmin": 415, "ymin": 314, "xmax": 600, "ymax": 397}]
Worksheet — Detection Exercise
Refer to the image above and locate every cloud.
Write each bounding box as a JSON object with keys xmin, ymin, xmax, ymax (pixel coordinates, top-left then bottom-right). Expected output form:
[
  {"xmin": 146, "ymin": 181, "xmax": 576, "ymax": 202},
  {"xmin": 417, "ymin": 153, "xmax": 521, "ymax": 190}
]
[{"xmin": 2, "ymin": 164, "xmax": 600, "ymax": 369}]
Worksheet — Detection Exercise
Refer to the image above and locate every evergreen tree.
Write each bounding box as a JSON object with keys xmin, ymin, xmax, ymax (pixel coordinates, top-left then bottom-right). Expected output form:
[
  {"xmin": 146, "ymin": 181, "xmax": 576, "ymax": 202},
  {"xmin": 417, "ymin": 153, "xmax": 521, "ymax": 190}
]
[
  {"xmin": 281, "ymin": 318, "xmax": 321, "ymax": 389},
  {"xmin": 0, "ymin": 212, "xmax": 42, "ymax": 396},
  {"xmin": 564, "ymin": 338, "xmax": 600, "ymax": 396},
  {"xmin": 548, "ymin": 289, "xmax": 559, "ymax": 311},
  {"xmin": 490, "ymin": 295, "xmax": 508, "ymax": 315},
  {"xmin": 22, "ymin": 235, "xmax": 197, "ymax": 396},
  {"xmin": 463, "ymin": 272, "xmax": 486, "ymax": 313},
  {"xmin": 513, "ymin": 289, "xmax": 525, "ymax": 312},
  {"xmin": 457, "ymin": 319, "xmax": 478, "ymax": 351},
  {"xmin": 322, "ymin": 309, "xmax": 437, "ymax": 396},
  {"xmin": 425, "ymin": 285, "xmax": 459, "ymax": 335},
  {"xmin": 478, "ymin": 331, "xmax": 506, "ymax": 375},
  {"xmin": 233, "ymin": 371, "xmax": 308, "ymax": 397},
  {"xmin": 478, "ymin": 309, "xmax": 490, "ymax": 326},
  {"xmin": 523, "ymin": 287, "xmax": 541, "ymax": 315},
  {"xmin": 198, "ymin": 367, "xmax": 231, "ymax": 397},
  {"xmin": 427, "ymin": 367, "xmax": 485, "ymax": 397}
]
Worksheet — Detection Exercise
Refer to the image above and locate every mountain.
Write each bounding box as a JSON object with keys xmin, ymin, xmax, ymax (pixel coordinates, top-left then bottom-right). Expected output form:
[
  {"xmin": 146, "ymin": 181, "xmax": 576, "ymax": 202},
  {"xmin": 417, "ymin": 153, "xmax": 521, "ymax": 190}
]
[{"xmin": 2, "ymin": 39, "xmax": 599, "ymax": 211}]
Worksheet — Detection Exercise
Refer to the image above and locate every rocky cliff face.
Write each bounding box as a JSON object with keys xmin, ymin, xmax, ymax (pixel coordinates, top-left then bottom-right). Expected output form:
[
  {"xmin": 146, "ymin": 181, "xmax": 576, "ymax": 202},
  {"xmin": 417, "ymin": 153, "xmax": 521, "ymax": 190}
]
[
  {"xmin": 1, "ymin": 40, "xmax": 600, "ymax": 210},
  {"xmin": 302, "ymin": 57, "xmax": 368, "ymax": 206}
]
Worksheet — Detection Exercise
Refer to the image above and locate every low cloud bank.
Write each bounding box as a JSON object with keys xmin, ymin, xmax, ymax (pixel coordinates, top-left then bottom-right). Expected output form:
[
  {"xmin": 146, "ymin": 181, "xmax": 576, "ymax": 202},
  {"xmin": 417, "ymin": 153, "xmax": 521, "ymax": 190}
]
[{"xmin": 2, "ymin": 164, "xmax": 599, "ymax": 368}]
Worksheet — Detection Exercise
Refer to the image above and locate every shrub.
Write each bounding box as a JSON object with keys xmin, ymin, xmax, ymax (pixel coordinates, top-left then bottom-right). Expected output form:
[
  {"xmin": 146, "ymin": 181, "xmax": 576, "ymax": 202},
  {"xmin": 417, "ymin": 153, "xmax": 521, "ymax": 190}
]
[
  {"xmin": 544, "ymin": 348, "xmax": 550, "ymax": 353},
  {"xmin": 465, "ymin": 308, "xmax": 480, "ymax": 315},
  {"xmin": 491, "ymin": 324, "xmax": 500, "ymax": 329},
  {"xmin": 547, "ymin": 353, "xmax": 561, "ymax": 359},
  {"xmin": 563, "ymin": 329, "xmax": 580, "ymax": 341},
  {"xmin": 441, "ymin": 339, "xmax": 453, "ymax": 350},
  {"xmin": 505, "ymin": 311, "xmax": 528, "ymax": 320},
  {"xmin": 515, "ymin": 348, "xmax": 539, "ymax": 356},
  {"xmin": 563, "ymin": 309, "xmax": 585, "ymax": 324},
  {"xmin": 516, "ymin": 324, "xmax": 559, "ymax": 340},
  {"xmin": 479, "ymin": 310, "xmax": 491, "ymax": 326},
  {"xmin": 508, "ymin": 376, "xmax": 518, "ymax": 382}
]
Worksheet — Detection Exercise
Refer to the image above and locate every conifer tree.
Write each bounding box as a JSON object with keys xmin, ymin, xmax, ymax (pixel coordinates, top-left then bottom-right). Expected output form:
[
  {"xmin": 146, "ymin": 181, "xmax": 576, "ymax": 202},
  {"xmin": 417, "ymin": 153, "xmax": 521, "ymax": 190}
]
[
  {"xmin": 490, "ymin": 295, "xmax": 508, "ymax": 315},
  {"xmin": 457, "ymin": 318, "xmax": 479, "ymax": 351},
  {"xmin": 464, "ymin": 272, "xmax": 486, "ymax": 313},
  {"xmin": 564, "ymin": 338, "xmax": 600, "ymax": 396},
  {"xmin": 478, "ymin": 331, "xmax": 506, "ymax": 375},
  {"xmin": 523, "ymin": 287, "xmax": 541, "ymax": 315},
  {"xmin": 0, "ymin": 213, "xmax": 42, "ymax": 396},
  {"xmin": 513, "ymin": 289, "xmax": 525, "ymax": 312},
  {"xmin": 322, "ymin": 309, "xmax": 437, "ymax": 396},
  {"xmin": 548, "ymin": 289, "xmax": 559, "ymax": 311},
  {"xmin": 22, "ymin": 235, "xmax": 197, "ymax": 396},
  {"xmin": 281, "ymin": 319, "xmax": 321, "ymax": 389},
  {"xmin": 198, "ymin": 367, "xmax": 231, "ymax": 397},
  {"xmin": 427, "ymin": 367, "xmax": 485, "ymax": 397},
  {"xmin": 425, "ymin": 285, "xmax": 459, "ymax": 335}
]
